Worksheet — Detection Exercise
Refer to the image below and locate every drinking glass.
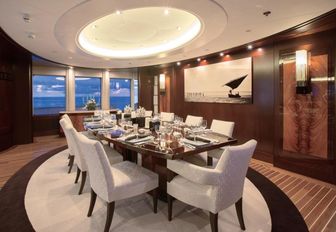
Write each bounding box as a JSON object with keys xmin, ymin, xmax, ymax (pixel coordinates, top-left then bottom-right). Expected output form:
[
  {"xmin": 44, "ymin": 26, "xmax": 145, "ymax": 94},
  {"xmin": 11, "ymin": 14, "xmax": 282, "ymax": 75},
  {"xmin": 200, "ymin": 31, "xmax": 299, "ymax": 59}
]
[{"xmin": 201, "ymin": 120, "xmax": 207, "ymax": 132}]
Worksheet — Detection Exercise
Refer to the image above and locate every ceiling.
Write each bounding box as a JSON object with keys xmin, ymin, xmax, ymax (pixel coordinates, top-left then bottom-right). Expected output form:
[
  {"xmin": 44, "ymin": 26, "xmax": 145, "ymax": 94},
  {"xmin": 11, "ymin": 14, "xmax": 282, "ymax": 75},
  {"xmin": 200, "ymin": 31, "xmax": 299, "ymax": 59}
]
[{"xmin": 0, "ymin": 0, "xmax": 335, "ymax": 68}]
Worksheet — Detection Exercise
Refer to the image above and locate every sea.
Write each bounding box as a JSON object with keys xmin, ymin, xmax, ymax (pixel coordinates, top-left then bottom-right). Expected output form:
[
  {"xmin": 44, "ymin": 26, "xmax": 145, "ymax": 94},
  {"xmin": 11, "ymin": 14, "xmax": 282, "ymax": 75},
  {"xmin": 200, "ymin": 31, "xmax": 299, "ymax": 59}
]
[{"xmin": 33, "ymin": 96, "xmax": 131, "ymax": 115}]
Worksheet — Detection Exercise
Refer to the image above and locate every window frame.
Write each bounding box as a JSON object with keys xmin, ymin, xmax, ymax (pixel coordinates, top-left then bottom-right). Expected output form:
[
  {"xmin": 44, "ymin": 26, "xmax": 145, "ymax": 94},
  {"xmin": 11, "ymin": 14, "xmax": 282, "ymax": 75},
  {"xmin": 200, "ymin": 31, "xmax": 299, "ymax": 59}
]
[
  {"xmin": 74, "ymin": 76, "xmax": 102, "ymax": 110},
  {"xmin": 32, "ymin": 74, "xmax": 66, "ymax": 116}
]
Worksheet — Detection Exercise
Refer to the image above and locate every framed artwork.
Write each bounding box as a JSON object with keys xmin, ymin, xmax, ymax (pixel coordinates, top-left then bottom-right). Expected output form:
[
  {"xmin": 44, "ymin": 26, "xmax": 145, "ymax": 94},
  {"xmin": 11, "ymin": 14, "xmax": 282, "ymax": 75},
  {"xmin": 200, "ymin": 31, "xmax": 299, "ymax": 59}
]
[{"xmin": 184, "ymin": 57, "xmax": 252, "ymax": 104}]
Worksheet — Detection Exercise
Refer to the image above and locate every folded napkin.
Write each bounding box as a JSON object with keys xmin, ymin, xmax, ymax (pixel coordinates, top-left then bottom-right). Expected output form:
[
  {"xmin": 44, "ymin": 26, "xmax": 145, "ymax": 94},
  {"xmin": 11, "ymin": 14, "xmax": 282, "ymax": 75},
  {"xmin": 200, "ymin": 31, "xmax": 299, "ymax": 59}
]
[
  {"xmin": 88, "ymin": 128, "xmax": 113, "ymax": 134},
  {"xmin": 117, "ymin": 134, "xmax": 137, "ymax": 141},
  {"xmin": 127, "ymin": 136, "xmax": 154, "ymax": 144},
  {"xmin": 196, "ymin": 135, "xmax": 219, "ymax": 143},
  {"xmin": 181, "ymin": 138, "xmax": 207, "ymax": 147}
]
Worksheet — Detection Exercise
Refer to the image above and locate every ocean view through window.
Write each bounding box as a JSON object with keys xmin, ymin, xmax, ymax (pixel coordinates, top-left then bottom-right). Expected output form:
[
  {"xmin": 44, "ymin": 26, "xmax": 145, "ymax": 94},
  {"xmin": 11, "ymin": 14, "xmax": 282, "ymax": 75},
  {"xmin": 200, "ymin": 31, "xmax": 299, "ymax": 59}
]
[
  {"xmin": 33, "ymin": 75, "xmax": 66, "ymax": 115},
  {"xmin": 110, "ymin": 78, "xmax": 131, "ymax": 110},
  {"xmin": 75, "ymin": 77, "xmax": 101, "ymax": 110}
]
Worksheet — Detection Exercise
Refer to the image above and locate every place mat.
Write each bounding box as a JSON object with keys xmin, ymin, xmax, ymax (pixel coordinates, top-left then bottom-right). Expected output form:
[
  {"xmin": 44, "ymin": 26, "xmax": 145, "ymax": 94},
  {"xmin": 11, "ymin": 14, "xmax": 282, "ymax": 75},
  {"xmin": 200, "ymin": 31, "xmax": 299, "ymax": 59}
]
[
  {"xmin": 196, "ymin": 135, "xmax": 219, "ymax": 143},
  {"xmin": 181, "ymin": 138, "xmax": 207, "ymax": 147},
  {"xmin": 127, "ymin": 136, "xmax": 154, "ymax": 144}
]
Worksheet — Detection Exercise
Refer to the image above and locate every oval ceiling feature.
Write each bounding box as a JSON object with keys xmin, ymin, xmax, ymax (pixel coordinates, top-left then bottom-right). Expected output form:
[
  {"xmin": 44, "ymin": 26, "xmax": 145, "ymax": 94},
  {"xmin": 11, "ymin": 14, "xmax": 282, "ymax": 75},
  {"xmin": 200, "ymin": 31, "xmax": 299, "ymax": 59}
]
[{"xmin": 77, "ymin": 7, "xmax": 202, "ymax": 59}]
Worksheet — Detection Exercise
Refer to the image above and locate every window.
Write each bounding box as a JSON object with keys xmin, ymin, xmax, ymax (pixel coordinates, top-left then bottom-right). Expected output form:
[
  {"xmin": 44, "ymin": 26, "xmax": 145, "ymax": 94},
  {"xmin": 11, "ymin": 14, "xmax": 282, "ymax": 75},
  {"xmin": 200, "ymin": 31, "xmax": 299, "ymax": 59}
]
[
  {"xmin": 110, "ymin": 78, "xmax": 131, "ymax": 110},
  {"xmin": 75, "ymin": 77, "xmax": 101, "ymax": 110},
  {"xmin": 32, "ymin": 75, "xmax": 66, "ymax": 115}
]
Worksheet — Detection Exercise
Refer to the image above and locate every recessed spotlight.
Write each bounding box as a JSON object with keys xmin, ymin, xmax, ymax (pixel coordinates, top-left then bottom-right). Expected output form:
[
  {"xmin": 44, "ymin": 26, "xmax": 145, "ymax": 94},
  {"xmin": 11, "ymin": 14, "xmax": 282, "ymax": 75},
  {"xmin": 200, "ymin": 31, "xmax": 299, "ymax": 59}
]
[
  {"xmin": 27, "ymin": 33, "xmax": 36, "ymax": 39},
  {"xmin": 225, "ymin": 54, "xmax": 230, "ymax": 57},
  {"xmin": 23, "ymin": 14, "xmax": 32, "ymax": 23},
  {"xmin": 177, "ymin": 26, "xmax": 181, "ymax": 31},
  {"xmin": 257, "ymin": 48, "xmax": 263, "ymax": 51},
  {"xmin": 263, "ymin": 11, "xmax": 271, "ymax": 17},
  {"xmin": 197, "ymin": 58, "xmax": 201, "ymax": 62},
  {"xmin": 164, "ymin": 9, "xmax": 169, "ymax": 15},
  {"xmin": 220, "ymin": 52, "xmax": 224, "ymax": 57},
  {"xmin": 116, "ymin": 10, "xmax": 122, "ymax": 15},
  {"xmin": 177, "ymin": 61, "xmax": 181, "ymax": 66},
  {"xmin": 247, "ymin": 45, "xmax": 253, "ymax": 50},
  {"xmin": 69, "ymin": 66, "xmax": 73, "ymax": 69}
]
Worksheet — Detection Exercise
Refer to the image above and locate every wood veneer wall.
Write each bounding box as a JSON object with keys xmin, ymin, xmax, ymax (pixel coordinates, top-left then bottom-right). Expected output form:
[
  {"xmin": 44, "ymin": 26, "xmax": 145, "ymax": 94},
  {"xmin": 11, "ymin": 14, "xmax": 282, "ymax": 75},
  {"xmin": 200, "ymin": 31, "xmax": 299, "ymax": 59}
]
[
  {"xmin": 138, "ymin": 27, "xmax": 336, "ymax": 183},
  {"xmin": 0, "ymin": 28, "xmax": 32, "ymax": 151}
]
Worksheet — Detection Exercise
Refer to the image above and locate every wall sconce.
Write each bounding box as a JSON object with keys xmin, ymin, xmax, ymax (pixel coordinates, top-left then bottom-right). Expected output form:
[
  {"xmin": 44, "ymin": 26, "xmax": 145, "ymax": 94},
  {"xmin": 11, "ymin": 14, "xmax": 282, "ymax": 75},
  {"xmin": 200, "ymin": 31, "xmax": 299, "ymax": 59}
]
[
  {"xmin": 295, "ymin": 50, "xmax": 310, "ymax": 94},
  {"xmin": 159, "ymin": 73, "xmax": 166, "ymax": 94}
]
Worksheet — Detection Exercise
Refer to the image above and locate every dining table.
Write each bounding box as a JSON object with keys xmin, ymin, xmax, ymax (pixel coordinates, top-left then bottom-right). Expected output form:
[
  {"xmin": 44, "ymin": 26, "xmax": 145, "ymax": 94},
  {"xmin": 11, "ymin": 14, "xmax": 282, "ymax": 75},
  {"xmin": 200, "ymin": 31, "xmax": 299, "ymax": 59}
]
[{"xmin": 85, "ymin": 121, "xmax": 237, "ymax": 201}]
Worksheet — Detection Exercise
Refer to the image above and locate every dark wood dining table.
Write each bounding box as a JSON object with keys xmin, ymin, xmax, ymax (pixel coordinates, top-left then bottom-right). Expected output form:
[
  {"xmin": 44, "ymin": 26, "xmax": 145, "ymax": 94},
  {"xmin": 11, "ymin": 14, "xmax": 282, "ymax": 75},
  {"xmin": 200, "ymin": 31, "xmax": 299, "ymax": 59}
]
[{"xmin": 93, "ymin": 129, "xmax": 237, "ymax": 201}]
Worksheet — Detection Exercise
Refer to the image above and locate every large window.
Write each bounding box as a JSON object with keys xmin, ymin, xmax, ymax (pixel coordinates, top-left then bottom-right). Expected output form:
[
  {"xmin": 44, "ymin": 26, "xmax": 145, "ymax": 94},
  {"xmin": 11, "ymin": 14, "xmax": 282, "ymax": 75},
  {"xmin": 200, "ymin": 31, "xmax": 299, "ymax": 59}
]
[
  {"xmin": 32, "ymin": 75, "xmax": 66, "ymax": 115},
  {"xmin": 110, "ymin": 78, "xmax": 131, "ymax": 110},
  {"xmin": 75, "ymin": 77, "xmax": 101, "ymax": 110}
]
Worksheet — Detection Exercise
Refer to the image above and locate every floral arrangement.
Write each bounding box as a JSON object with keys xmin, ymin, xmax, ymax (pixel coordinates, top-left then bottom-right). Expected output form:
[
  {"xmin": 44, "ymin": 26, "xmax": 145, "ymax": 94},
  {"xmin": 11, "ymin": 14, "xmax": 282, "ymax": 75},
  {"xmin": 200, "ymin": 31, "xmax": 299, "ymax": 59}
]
[
  {"xmin": 137, "ymin": 106, "xmax": 146, "ymax": 117},
  {"xmin": 124, "ymin": 105, "xmax": 133, "ymax": 114},
  {"xmin": 84, "ymin": 98, "xmax": 97, "ymax": 110}
]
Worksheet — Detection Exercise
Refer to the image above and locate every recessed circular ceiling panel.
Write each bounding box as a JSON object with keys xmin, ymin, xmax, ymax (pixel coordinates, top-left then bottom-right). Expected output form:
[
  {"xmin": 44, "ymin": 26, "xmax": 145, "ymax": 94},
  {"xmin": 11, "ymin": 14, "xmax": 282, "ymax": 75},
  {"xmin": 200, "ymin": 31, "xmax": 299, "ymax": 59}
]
[{"xmin": 77, "ymin": 7, "xmax": 202, "ymax": 58}]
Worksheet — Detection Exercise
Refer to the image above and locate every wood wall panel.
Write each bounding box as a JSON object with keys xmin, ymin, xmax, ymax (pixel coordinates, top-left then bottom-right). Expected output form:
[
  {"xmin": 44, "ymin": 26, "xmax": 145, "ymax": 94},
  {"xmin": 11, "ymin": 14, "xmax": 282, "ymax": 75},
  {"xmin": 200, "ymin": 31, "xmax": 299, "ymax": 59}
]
[
  {"xmin": 138, "ymin": 68, "xmax": 154, "ymax": 110},
  {"xmin": 0, "ymin": 28, "xmax": 32, "ymax": 151},
  {"xmin": 170, "ymin": 47, "xmax": 275, "ymax": 163},
  {"xmin": 139, "ymin": 28, "xmax": 336, "ymax": 183},
  {"xmin": 282, "ymin": 55, "xmax": 328, "ymax": 158}
]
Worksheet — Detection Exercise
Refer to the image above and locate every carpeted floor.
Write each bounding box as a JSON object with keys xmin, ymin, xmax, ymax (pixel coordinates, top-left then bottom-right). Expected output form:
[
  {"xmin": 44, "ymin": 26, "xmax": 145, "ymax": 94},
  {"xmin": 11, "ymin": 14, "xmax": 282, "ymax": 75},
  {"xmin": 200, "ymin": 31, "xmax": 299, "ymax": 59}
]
[{"xmin": 0, "ymin": 146, "xmax": 308, "ymax": 232}]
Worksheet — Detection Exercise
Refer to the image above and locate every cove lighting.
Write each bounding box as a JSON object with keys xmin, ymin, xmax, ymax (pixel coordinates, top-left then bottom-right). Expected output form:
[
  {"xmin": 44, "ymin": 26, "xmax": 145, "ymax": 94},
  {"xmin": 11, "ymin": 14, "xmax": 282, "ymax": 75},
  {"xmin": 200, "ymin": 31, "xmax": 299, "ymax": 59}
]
[{"xmin": 77, "ymin": 7, "xmax": 202, "ymax": 59}]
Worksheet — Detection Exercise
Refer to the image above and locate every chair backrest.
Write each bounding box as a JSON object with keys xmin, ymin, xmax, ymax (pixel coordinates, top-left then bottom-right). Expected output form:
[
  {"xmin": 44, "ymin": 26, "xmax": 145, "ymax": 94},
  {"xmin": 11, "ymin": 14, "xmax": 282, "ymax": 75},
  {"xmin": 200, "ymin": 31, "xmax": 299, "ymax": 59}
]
[
  {"xmin": 185, "ymin": 115, "xmax": 203, "ymax": 127},
  {"xmin": 145, "ymin": 110, "xmax": 153, "ymax": 117},
  {"xmin": 68, "ymin": 127, "xmax": 88, "ymax": 172},
  {"xmin": 94, "ymin": 110, "xmax": 102, "ymax": 117},
  {"xmin": 210, "ymin": 119, "xmax": 235, "ymax": 137},
  {"xmin": 59, "ymin": 118, "xmax": 75, "ymax": 157},
  {"xmin": 62, "ymin": 114, "xmax": 73, "ymax": 127},
  {"xmin": 76, "ymin": 134, "xmax": 114, "ymax": 202},
  {"xmin": 214, "ymin": 139, "xmax": 257, "ymax": 211},
  {"xmin": 160, "ymin": 112, "xmax": 174, "ymax": 122}
]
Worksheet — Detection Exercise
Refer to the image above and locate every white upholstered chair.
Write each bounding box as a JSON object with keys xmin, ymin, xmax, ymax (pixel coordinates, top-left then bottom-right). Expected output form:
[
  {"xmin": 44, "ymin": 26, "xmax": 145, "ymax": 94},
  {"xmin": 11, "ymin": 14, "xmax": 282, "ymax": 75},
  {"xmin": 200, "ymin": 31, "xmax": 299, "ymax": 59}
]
[
  {"xmin": 68, "ymin": 125, "xmax": 123, "ymax": 195},
  {"xmin": 145, "ymin": 110, "xmax": 153, "ymax": 117},
  {"xmin": 184, "ymin": 119, "xmax": 235, "ymax": 167},
  {"xmin": 160, "ymin": 112, "xmax": 175, "ymax": 122},
  {"xmin": 167, "ymin": 140, "xmax": 257, "ymax": 232},
  {"xmin": 76, "ymin": 134, "xmax": 159, "ymax": 232},
  {"xmin": 185, "ymin": 115, "xmax": 203, "ymax": 127},
  {"xmin": 59, "ymin": 117, "xmax": 76, "ymax": 173},
  {"xmin": 207, "ymin": 119, "xmax": 235, "ymax": 165},
  {"xmin": 62, "ymin": 114, "xmax": 98, "ymax": 140}
]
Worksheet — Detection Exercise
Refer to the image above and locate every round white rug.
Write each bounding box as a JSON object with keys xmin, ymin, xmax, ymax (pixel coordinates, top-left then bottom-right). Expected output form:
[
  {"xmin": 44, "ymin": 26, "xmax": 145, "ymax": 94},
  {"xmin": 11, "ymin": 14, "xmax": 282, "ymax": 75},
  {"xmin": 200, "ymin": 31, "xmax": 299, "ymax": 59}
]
[{"xmin": 24, "ymin": 149, "xmax": 271, "ymax": 232}]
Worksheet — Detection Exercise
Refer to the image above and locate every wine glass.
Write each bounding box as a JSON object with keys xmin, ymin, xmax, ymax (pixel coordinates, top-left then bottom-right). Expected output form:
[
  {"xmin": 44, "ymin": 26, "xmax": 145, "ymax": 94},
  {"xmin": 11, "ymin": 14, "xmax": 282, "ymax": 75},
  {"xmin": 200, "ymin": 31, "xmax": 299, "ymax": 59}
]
[{"xmin": 201, "ymin": 120, "xmax": 207, "ymax": 133}]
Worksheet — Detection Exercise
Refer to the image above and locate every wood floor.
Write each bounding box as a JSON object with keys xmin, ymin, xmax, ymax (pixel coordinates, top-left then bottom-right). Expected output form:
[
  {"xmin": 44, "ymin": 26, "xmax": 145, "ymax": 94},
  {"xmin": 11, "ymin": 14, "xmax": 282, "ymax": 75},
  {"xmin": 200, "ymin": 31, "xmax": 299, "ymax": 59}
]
[
  {"xmin": 0, "ymin": 135, "xmax": 66, "ymax": 187},
  {"xmin": 250, "ymin": 160, "xmax": 336, "ymax": 232},
  {"xmin": 0, "ymin": 135, "xmax": 335, "ymax": 231}
]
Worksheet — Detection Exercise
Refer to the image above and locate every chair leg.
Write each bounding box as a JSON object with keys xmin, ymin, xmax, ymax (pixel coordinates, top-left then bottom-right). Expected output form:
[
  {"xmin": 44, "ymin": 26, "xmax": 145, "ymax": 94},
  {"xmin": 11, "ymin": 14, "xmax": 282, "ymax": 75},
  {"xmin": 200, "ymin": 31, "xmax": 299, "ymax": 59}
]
[
  {"xmin": 68, "ymin": 155, "xmax": 74, "ymax": 173},
  {"xmin": 152, "ymin": 188, "xmax": 158, "ymax": 213},
  {"xmin": 87, "ymin": 188, "xmax": 97, "ymax": 217},
  {"xmin": 235, "ymin": 198, "xmax": 246, "ymax": 230},
  {"xmin": 74, "ymin": 167, "xmax": 81, "ymax": 184},
  {"xmin": 207, "ymin": 156, "xmax": 213, "ymax": 166},
  {"xmin": 167, "ymin": 194, "xmax": 173, "ymax": 221},
  {"xmin": 209, "ymin": 212, "xmax": 218, "ymax": 232},
  {"xmin": 78, "ymin": 171, "xmax": 87, "ymax": 195},
  {"xmin": 104, "ymin": 202, "xmax": 115, "ymax": 232}
]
